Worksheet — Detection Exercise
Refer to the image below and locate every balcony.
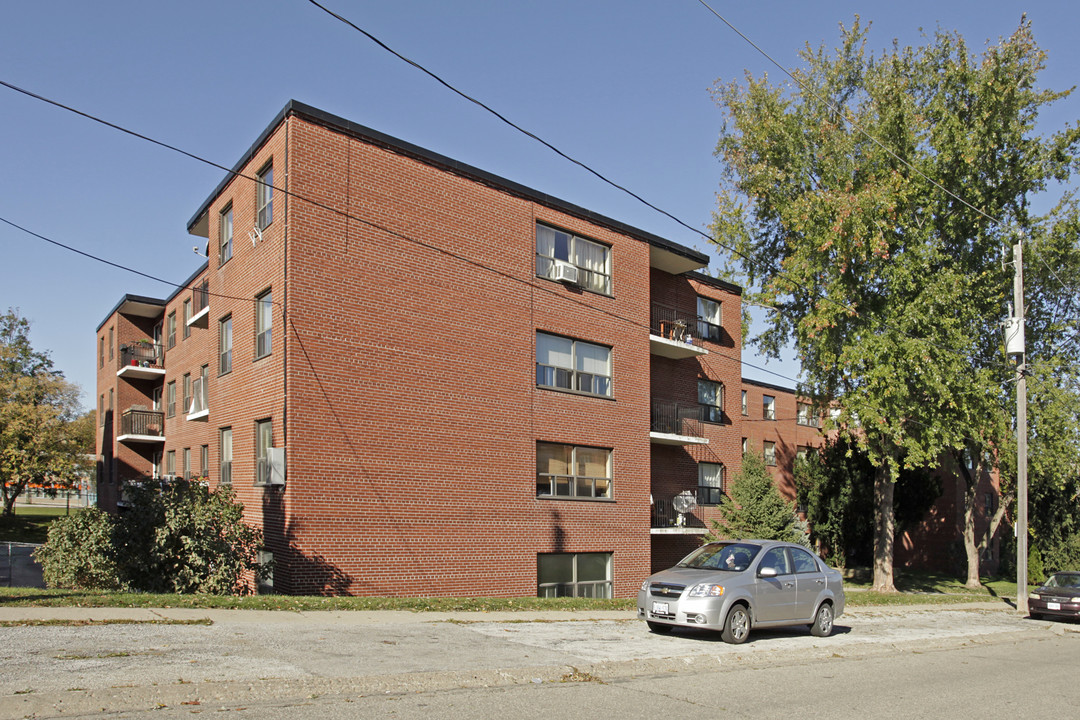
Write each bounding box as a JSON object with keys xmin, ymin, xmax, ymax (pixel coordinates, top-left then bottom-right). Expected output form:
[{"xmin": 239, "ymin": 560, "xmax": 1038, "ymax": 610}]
[
  {"xmin": 117, "ymin": 409, "xmax": 165, "ymax": 444},
  {"xmin": 649, "ymin": 305, "xmax": 710, "ymax": 359},
  {"xmin": 187, "ymin": 376, "xmax": 209, "ymax": 421},
  {"xmin": 651, "ymin": 494, "xmax": 708, "ymax": 534},
  {"xmin": 650, "ymin": 401, "xmax": 709, "ymax": 445},
  {"xmin": 187, "ymin": 279, "xmax": 209, "ymax": 328},
  {"xmin": 116, "ymin": 343, "xmax": 165, "ymax": 380}
]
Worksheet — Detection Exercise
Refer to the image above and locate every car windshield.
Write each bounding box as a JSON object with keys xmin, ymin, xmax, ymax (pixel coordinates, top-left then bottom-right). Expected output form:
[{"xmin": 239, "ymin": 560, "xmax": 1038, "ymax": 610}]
[
  {"xmin": 1044, "ymin": 573, "xmax": 1080, "ymax": 589},
  {"xmin": 678, "ymin": 543, "xmax": 761, "ymax": 571}
]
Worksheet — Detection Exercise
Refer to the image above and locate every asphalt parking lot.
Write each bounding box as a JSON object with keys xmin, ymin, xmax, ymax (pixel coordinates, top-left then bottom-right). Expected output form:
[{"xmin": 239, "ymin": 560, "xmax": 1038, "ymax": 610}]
[{"xmin": 2, "ymin": 601, "xmax": 1077, "ymax": 719}]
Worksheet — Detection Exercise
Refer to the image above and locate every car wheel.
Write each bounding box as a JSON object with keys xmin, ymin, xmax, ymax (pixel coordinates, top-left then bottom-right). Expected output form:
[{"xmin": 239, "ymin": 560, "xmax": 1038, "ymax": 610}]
[
  {"xmin": 646, "ymin": 621, "xmax": 673, "ymax": 634},
  {"xmin": 721, "ymin": 604, "xmax": 750, "ymax": 644},
  {"xmin": 810, "ymin": 602, "xmax": 834, "ymax": 637}
]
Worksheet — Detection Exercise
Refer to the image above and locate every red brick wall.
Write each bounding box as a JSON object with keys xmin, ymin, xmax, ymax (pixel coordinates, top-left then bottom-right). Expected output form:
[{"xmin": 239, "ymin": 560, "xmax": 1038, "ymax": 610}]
[{"xmin": 274, "ymin": 117, "xmax": 657, "ymax": 596}]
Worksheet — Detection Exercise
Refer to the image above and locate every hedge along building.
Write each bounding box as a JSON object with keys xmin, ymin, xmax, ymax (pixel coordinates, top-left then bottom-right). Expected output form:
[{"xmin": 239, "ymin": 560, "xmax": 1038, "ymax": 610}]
[{"xmin": 94, "ymin": 101, "xmax": 753, "ymax": 596}]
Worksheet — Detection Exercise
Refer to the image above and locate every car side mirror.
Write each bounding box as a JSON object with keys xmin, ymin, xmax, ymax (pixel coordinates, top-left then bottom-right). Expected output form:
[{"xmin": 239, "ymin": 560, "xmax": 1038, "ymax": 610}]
[{"xmin": 758, "ymin": 566, "xmax": 778, "ymax": 578}]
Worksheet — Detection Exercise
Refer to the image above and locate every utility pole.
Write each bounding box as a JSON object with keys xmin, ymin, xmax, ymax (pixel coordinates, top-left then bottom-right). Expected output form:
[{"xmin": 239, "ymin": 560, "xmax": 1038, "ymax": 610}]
[{"xmin": 1006, "ymin": 241, "xmax": 1028, "ymax": 615}]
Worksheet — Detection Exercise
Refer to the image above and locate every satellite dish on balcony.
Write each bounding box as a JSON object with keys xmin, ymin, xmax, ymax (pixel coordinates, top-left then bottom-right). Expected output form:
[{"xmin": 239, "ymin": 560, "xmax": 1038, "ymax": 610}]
[{"xmin": 672, "ymin": 491, "xmax": 697, "ymax": 516}]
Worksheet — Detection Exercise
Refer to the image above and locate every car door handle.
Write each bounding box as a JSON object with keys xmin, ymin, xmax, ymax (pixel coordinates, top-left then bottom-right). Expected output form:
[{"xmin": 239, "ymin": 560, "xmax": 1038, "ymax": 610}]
[
  {"xmin": 784, "ymin": 582, "xmax": 794, "ymax": 589},
  {"xmin": 815, "ymin": 579, "xmax": 825, "ymax": 585}
]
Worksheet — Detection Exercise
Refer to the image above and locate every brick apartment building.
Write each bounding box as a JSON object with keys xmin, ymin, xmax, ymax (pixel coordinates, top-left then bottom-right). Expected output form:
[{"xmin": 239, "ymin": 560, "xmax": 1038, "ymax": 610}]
[{"xmin": 95, "ymin": 101, "xmax": 1000, "ymax": 596}]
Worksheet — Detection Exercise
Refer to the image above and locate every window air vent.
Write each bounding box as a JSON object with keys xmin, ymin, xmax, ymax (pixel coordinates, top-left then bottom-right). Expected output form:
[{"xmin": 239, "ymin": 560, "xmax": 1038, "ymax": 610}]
[{"xmin": 551, "ymin": 260, "xmax": 579, "ymax": 284}]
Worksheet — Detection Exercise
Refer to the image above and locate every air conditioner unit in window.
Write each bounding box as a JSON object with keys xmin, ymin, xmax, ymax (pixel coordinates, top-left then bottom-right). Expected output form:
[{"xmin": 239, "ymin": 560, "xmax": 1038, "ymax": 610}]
[{"xmin": 551, "ymin": 260, "xmax": 579, "ymax": 284}]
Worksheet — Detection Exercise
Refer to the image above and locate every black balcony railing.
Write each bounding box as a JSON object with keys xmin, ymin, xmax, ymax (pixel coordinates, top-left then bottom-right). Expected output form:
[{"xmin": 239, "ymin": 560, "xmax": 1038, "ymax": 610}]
[
  {"xmin": 192, "ymin": 279, "xmax": 209, "ymax": 316},
  {"xmin": 651, "ymin": 496, "xmax": 707, "ymax": 529},
  {"xmin": 120, "ymin": 409, "xmax": 164, "ymax": 437},
  {"xmin": 650, "ymin": 400, "xmax": 705, "ymax": 438},
  {"xmin": 650, "ymin": 305, "xmax": 724, "ymax": 345},
  {"xmin": 118, "ymin": 343, "xmax": 164, "ymax": 370}
]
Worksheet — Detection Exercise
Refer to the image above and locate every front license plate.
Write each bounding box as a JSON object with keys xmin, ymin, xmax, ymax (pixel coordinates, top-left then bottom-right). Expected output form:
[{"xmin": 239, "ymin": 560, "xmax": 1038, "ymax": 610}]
[
  {"xmin": 652, "ymin": 601, "xmax": 669, "ymax": 615},
  {"xmin": 1048, "ymin": 602, "xmax": 1061, "ymax": 610}
]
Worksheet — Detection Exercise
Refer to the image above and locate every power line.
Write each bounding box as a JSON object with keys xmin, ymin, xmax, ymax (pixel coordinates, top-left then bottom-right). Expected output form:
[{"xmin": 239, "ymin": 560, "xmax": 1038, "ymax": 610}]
[
  {"xmin": 296, "ymin": 3, "xmax": 1018, "ymax": 378},
  {"xmin": 0, "ymin": 61, "xmax": 1022, "ymax": 380}
]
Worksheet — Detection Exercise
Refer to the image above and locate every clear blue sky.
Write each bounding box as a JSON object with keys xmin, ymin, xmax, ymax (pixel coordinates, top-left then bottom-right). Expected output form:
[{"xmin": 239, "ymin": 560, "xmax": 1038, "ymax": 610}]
[{"xmin": 2, "ymin": 1, "xmax": 1077, "ymax": 408}]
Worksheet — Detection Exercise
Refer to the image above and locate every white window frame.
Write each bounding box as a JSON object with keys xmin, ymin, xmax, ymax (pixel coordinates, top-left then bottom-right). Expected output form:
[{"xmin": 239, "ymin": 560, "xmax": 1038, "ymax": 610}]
[
  {"xmin": 219, "ymin": 316, "xmax": 233, "ymax": 375},
  {"xmin": 763, "ymin": 440, "xmax": 777, "ymax": 466},
  {"xmin": 257, "ymin": 164, "xmax": 274, "ymax": 230},
  {"xmin": 220, "ymin": 427, "xmax": 233, "ymax": 485},
  {"xmin": 763, "ymin": 395, "xmax": 776, "ymax": 421},
  {"xmin": 796, "ymin": 402, "xmax": 818, "ymax": 427},
  {"xmin": 536, "ymin": 332, "xmax": 612, "ymax": 397},
  {"xmin": 535, "ymin": 224, "xmax": 612, "ymax": 295},
  {"xmin": 255, "ymin": 419, "xmax": 273, "ymax": 486},
  {"xmin": 219, "ymin": 205, "xmax": 233, "ymax": 265},
  {"xmin": 255, "ymin": 289, "xmax": 273, "ymax": 359}
]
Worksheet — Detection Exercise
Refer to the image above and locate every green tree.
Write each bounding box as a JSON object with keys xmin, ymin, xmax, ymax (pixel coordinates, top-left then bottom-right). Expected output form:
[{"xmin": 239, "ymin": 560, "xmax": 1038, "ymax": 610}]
[
  {"xmin": 1, "ymin": 309, "xmax": 85, "ymax": 515},
  {"xmin": 711, "ymin": 18, "xmax": 1080, "ymax": 590},
  {"xmin": 706, "ymin": 450, "xmax": 804, "ymax": 544},
  {"xmin": 1000, "ymin": 202, "xmax": 1080, "ymax": 570},
  {"xmin": 796, "ymin": 438, "xmax": 940, "ymax": 567}
]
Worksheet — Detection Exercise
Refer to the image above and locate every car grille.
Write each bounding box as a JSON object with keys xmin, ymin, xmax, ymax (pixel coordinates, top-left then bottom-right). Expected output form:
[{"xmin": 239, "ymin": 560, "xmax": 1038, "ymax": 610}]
[{"xmin": 649, "ymin": 582, "xmax": 685, "ymax": 599}]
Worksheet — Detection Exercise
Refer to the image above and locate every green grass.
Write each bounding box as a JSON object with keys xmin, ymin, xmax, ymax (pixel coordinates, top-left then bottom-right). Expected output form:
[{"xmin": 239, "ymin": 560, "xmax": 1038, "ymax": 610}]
[
  {"xmin": 845, "ymin": 571, "xmax": 1019, "ymax": 606},
  {"xmin": 0, "ymin": 571, "xmax": 1021, "ymax": 612},
  {"xmin": 0, "ymin": 587, "xmax": 637, "ymax": 612},
  {"xmin": 0, "ymin": 505, "xmax": 70, "ymax": 543}
]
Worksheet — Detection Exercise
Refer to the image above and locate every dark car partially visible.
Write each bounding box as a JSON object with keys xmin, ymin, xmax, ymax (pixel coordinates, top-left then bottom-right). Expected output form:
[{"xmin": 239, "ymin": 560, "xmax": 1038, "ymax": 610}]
[{"xmin": 1029, "ymin": 571, "xmax": 1080, "ymax": 621}]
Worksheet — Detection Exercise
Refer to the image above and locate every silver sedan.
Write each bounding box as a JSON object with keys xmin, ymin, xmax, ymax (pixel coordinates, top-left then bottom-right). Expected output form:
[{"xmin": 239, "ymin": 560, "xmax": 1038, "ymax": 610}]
[{"xmin": 637, "ymin": 539, "xmax": 845, "ymax": 643}]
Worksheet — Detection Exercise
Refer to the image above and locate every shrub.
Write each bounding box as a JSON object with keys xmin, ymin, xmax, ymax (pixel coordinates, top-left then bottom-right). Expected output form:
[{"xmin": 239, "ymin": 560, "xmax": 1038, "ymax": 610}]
[
  {"xmin": 34, "ymin": 479, "xmax": 266, "ymax": 595},
  {"xmin": 115, "ymin": 480, "xmax": 266, "ymax": 595},
  {"xmin": 33, "ymin": 507, "xmax": 123, "ymax": 590},
  {"xmin": 1028, "ymin": 546, "xmax": 1045, "ymax": 585}
]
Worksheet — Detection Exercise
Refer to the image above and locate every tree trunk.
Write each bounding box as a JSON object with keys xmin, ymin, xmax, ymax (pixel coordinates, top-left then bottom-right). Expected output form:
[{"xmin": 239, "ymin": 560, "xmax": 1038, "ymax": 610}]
[
  {"xmin": 959, "ymin": 473, "xmax": 981, "ymax": 588},
  {"xmin": 872, "ymin": 464, "xmax": 896, "ymax": 592}
]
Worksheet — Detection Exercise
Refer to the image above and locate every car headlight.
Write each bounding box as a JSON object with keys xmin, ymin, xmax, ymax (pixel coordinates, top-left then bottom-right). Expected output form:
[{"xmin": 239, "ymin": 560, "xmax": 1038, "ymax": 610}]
[
  {"xmin": 687, "ymin": 583, "xmax": 725, "ymax": 598},
  {"xmin": 641, "ymin": 579, "xmax": 650, "ymax": 591},
  {"xmin": 1029, "ymin": 592, "xmax": 1041, "ymax": 600},
  {"xmin": 1071, "ymin": 597, "xmax": 1080, "ymax": 603}
]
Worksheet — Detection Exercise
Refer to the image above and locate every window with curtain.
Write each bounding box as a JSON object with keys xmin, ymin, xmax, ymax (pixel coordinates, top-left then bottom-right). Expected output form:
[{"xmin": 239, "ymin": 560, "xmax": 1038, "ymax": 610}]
[
  {"xmin": 698, "ymin": 462, "xmax": 725, "ymax": 505},
  {"xmin": 535, "ymin": 223, "xmax": 611, "ymax": 294},
  {"xmin": 696, "ymin": 296, "xmax": 723, "ymax": 342},
  {"xmin": 763, "ymin": 440, "xmax": 777, "ymax": 466},
  {"xmin": 536, "ymin": 332, "xmax": 611, "ymax": 397},
  {"xmin": 536, "ymin": 442, "xmax": 612, "ymax": 499},
  {"xmin": 698, "ymin": 379, "xmax": 724, "ymax": 423}
]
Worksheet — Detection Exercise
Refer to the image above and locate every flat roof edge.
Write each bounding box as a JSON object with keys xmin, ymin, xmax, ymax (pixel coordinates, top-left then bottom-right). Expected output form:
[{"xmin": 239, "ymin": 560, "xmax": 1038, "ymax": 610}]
[{"xmin": 186, "ymin": 101, "xmax": 709, "ymax": 266}]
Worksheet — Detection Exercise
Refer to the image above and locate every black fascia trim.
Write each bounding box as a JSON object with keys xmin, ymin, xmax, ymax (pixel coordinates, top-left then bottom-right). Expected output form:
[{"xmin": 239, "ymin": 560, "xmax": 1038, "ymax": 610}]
[
  {"xmin": 186, "ymin": 100, "xmax": 709, "ymax": 268},
  {"xmin": 96, "ymin": 294, "xmax": 166, "ymax": 332},
  {"xmin": 685, "ymin": 270, "xmax": 743, "ymax": 296},
  {"xmin": 95, "ymin": 261, "xmax": 209, "ymax": 332},
  {"xmin": 741, "ymin": 377, "xmax": 800, "ymax": 396}
]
